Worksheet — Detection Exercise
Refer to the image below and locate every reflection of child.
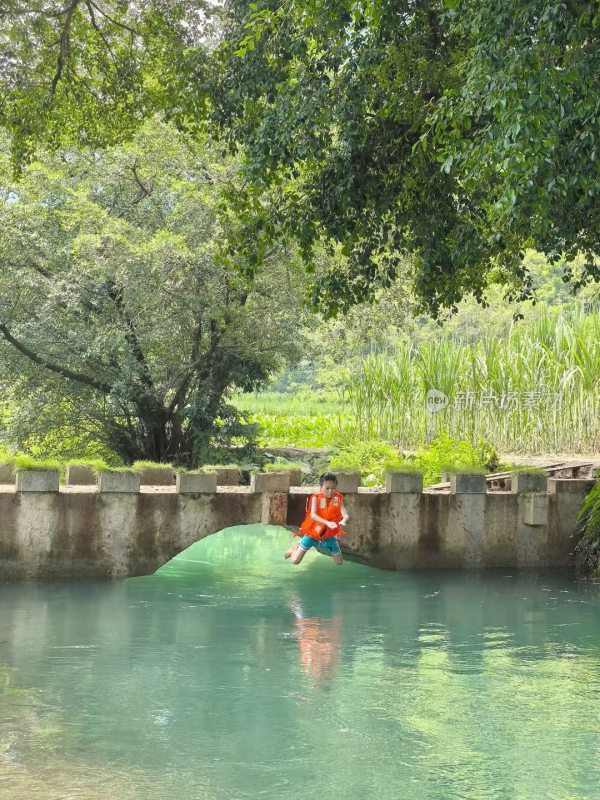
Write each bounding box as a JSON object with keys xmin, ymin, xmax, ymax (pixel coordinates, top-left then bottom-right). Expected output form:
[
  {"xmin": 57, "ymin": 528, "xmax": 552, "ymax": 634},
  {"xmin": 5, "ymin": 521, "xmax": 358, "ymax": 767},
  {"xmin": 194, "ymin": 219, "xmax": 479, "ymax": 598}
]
[
  {"xmin": 291, "ymin": 601, "xmax": 342, "ymax": 681},
  {"xmin": 284, "ymin": 473, "xmax": 349, "ymax": 566}
]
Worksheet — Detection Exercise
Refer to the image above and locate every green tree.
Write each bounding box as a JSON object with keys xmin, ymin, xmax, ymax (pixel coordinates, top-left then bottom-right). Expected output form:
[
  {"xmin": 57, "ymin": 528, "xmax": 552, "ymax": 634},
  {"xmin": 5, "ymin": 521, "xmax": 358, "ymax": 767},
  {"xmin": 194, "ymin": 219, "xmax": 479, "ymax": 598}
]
[
  {"xmin": 0, "ymin": 121, "xmax": 305, "ymax": 464},
  {"xmin": 0, "ymin": 0, "xmax": 213, "ymax": 165},
  {"xmin": 2, "ymin": 1, "xmax": 599, "ymax": 315},
  {"xmin": 210, "ymin": 0, "xmax": 600, "ymax": 315}
]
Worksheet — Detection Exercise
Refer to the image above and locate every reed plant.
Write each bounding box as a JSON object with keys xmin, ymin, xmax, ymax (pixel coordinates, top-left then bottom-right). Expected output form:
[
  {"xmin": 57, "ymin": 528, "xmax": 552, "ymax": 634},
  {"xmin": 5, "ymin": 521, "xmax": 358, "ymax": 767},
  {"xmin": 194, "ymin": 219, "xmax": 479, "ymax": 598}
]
[{"xmin": 343, "ymin": 307, "xmax": 599, "ymax": 454}]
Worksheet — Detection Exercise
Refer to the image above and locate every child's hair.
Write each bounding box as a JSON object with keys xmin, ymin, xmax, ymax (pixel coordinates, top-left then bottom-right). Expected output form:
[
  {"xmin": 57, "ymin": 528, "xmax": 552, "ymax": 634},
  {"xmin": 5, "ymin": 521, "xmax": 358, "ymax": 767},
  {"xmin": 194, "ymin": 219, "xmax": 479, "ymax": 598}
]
[{"xmin": 319, "ymin": 472, "xmax": 338, "ymax": 485}]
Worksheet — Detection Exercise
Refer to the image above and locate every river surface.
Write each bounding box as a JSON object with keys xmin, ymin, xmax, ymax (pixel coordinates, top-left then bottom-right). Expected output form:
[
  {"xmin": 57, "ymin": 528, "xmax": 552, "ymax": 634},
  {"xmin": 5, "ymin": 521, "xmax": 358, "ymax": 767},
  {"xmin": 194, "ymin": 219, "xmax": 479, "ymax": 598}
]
[{"xmin": 1, "ymin": 524, "xmax": 600, "ymax": 800}]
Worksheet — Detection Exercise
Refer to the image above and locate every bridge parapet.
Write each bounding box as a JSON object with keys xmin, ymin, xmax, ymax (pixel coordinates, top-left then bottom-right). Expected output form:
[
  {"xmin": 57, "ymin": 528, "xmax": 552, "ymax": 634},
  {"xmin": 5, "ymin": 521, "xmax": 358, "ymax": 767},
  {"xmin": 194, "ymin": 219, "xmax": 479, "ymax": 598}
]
[{"xmin": 0, "ymin": 472, "xmax": 595, "ymax": 580}]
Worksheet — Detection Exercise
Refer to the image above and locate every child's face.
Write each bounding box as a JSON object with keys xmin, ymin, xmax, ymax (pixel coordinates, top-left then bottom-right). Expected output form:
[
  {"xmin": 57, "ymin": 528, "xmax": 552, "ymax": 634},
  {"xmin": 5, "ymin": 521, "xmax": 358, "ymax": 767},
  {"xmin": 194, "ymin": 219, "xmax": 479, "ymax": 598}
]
[{"xmin": 321, "ymin": 480, "xmax": 337, "ymax": 498}]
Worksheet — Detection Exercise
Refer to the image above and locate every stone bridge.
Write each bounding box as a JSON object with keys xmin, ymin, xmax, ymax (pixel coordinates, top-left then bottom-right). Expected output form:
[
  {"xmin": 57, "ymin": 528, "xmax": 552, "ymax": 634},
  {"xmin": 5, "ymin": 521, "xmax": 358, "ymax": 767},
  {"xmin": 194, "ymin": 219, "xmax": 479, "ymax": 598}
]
[{"xmin": 0, "ymin": 469, "xmax": 595, "ymax": 580}]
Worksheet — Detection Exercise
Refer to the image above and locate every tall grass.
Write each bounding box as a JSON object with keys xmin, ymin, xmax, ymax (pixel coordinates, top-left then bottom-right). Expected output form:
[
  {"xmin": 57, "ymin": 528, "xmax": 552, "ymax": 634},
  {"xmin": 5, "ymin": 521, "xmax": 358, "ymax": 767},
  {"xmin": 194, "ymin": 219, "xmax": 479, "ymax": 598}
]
[
  {"xmin": 344, "ymin": 307, "xmax": 600, "ymax": 453},
  {"xmin": 243, "ymin": 412, "xmax": 354, "ymax": 449},
  {"xmin": 234, "ymin": 392, "xmax": 343, "ymax": 417},
  {"xmin": 233, "ymin": 391, "xmax": 352, "ymax": 448}
]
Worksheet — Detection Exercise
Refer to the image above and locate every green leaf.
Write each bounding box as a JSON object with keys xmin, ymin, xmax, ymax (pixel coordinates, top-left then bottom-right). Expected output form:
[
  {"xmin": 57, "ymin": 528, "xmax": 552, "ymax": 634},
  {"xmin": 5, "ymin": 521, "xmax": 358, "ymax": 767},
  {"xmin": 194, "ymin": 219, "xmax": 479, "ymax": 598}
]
[{"xmin": 441, "ymin": 155, "xmax": 454, "ymax": 174}]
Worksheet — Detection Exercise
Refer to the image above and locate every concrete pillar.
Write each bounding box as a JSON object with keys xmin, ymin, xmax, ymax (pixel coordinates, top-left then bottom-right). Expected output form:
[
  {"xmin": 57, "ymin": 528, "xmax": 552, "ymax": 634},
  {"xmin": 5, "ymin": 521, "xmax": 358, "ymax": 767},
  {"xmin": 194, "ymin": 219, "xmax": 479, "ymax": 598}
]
[
  {"xmin": 385, "ymin": 471, "xmax": 423, "ymax": 493},
  {"xmin": 546, "ymin": 478, "xmax": 597, "ymax": 567},
  {"xmin": 517, "ymin": 492, "xmax": 548, "ymax": 566},
  {"xmin": 286, "ymin": 469, "xmax": 302, "ymax": 487},
  {"xmin": 334, "ymin": 472, "xmax": 361, "ymax": 494},
  {"xmin": 548, "ymin": 478, "xmax": 597, "ymax": 494},
  {"xmin": 250, "ymin": 472, "xmax": 291, "ymax": 493},
  {"xmin": 139, "ymin": 467, "xmax": 174, "ymax": 486},
  {"xmin": 449, "ymin": 473, "xmax": 487, "ymax": 494},
  {"xmin": 448, "ymin": 492, "xmax": 486, "ymax": 567},
  {"xmin": 511, "ymin": 472, "xmax": 548, "ymax": 494},
  {"xmin": 176, "ymin": 472, "xmax": 217, "ymax": 494},
  {"xmin": 523, "ymin": 494, "xmax": 549, "ymax": 526},
  {"xmin": 381, "ymin": 492, "xmax": 422, "ymax": 567},
  {"xmin": 482, "ymin": 494, "xmax": 518, "ymax": 567},
  {"xmin": 261, "ymin": 492, "xmax": 289, "ymax": 525},
  {"xmin": 66, "ymin": 465, "xmax": 96, "ymax": 485},
  {"xmin": 97, "ymin": 494, "xmax": 139, "ymax": 577},
  {"xmin": 97, "ymin": 471, "xmax": 140, "ymax": 493},
  {"xmin": 0, "ymin": 464, "xmax": 15, "ymax": 484},
  {"xmin": 16, "ymin": 469, "xmax": 60, "ymax": 493},
  {"xmin": 16, "ymin": 492, "xmax": 61, "ymax": 577}
]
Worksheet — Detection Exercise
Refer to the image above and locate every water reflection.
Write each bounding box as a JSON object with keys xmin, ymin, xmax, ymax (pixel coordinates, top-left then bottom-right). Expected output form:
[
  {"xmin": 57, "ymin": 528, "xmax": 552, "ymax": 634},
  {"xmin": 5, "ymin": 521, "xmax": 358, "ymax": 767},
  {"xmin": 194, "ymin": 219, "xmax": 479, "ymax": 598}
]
[
  {"xmin": 290, "ymin": 595, "xmax": 342, "ymax": 682},
  {"xmin": 0, "ymin": 526, "xmax": 599, "ymax": 800}
]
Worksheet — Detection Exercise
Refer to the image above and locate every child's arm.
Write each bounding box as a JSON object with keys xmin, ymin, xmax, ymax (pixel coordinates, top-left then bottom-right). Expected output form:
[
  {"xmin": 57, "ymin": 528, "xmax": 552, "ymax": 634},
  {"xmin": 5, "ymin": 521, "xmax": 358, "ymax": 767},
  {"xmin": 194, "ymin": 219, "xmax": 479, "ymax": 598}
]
[
  {"xmin": 340, "ymin": 502, "xmax": 350, "ymax": 527},
  {"xmin": 310, "ymin": 496, "xmax": 337, "ymax": 530}
]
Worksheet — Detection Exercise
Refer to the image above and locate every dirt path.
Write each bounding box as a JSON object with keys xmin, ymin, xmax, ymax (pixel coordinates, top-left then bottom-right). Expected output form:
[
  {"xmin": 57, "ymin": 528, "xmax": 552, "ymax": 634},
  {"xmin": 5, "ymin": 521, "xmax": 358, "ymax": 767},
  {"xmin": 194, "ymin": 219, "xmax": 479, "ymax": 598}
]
[{"xmin": 501, "ymin": 453, "xmax": 600, "ymax": 469}]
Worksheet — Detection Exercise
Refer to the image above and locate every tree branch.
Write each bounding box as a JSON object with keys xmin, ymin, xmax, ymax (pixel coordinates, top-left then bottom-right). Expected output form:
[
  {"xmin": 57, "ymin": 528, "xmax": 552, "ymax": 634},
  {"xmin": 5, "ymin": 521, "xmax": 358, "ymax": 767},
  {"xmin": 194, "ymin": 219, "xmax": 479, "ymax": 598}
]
[
  {"xmin": 88, "ymin": 0, "xmax": 140, "ymax": 38},
  {"xmin": 0, "ymin": 321, "xmax": 112, "ymax": 392},
  {"xmin": 4, "ymin": 258, "xmax": 53, "ymax": 281},
  {"xmin": 167, "ymin": 317, "xmax": 203, "ymax": 415},
  {"xmin": 130, "ymin": 162, "xmax": 153, "ymax": 205},
  {"xmin": 105, "ymin": 280, "xmax": 154, "ymax": 390},
  {"xmin": 50, "ymin": 0, "xmax": 83, "ymax": 97},
  {"xmin": 85, "ymin": 0, "xmax": 118, "ymax": 66}
]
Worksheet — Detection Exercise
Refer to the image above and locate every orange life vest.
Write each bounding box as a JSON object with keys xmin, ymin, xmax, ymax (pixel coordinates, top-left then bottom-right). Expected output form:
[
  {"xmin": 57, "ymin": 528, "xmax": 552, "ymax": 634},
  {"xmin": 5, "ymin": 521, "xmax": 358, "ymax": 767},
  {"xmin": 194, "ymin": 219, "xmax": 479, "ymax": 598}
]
[{"xmin": 296, "ymin": 491, "xmax": 345, "ymax": 540}]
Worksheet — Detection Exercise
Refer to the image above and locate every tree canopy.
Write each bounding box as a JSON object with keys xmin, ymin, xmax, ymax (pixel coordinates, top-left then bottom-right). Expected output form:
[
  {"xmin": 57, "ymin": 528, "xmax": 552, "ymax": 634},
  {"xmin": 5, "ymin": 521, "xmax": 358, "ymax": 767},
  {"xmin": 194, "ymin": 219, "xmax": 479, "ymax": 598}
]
[
  {"xmin": 1, "ymin": 1, "xmax": 599, "ymax": 315},
  {"xmin": 211, "ymin": 0, "xmax": 600, "ymax": 314},
  {"xmin": 0, "ymin": 0, "xmax": 215, "ymax": 164}
]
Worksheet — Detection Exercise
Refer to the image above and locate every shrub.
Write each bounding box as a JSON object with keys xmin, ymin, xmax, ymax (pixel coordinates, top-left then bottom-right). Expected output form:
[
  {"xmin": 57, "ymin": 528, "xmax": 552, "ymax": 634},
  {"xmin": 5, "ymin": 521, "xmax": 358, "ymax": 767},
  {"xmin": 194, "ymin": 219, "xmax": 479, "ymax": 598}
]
[
  {"xmin": 328, "ymin": 440, "xmax": 404, "ymax": 486},
  {"xmin": 413, "ymin": 432, "xmax": 497, "ymax": 486},
  {"xmin": 500, "ymin": 464, "xmax": 546, "ymax": 475},
  {"xmin": 66, "ymin": 459, "xmax": 111, "ymax": 474},
  {"xmin": 384, "ymin": 462, "xmax": 425, "ymax": 475},
  {"xmin": 132, "ymin": 460, "xmax": 174, "ymax": 472},
  {"xmin": 96, "ymin": 466, "xmax": 138, "ymax": 474},
  {"xmin": 263, "ymin": 461, "xmax": 304, "ymax": 473},
  {"xmin": 200, "ymin": 463, "xmax": 240, "ymax": 471}
]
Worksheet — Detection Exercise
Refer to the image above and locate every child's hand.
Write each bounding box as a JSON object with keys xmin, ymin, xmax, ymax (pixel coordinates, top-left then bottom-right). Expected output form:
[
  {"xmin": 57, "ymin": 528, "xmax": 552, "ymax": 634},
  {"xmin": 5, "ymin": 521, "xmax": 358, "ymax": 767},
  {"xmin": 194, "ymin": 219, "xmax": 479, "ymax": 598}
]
[
  {"xmin": 340, "ymin": 516, "xmax": 349, "ymax": 527},
  {"xmin": 326, "ymin": 521, "xmax": 337, "ymax": 530}
]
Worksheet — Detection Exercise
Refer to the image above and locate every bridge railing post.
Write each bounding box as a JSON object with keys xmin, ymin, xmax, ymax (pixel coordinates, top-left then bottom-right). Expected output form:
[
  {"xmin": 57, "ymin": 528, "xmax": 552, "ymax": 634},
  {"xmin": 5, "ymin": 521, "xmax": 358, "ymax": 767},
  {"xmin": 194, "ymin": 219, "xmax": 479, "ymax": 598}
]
[
  {"xmin": 251, "ymin": 473, "xmax": 290, "ymax": 525},
  {"xmin": 260, "ymin": 492, "xmax": 289, "ymax": 525}
]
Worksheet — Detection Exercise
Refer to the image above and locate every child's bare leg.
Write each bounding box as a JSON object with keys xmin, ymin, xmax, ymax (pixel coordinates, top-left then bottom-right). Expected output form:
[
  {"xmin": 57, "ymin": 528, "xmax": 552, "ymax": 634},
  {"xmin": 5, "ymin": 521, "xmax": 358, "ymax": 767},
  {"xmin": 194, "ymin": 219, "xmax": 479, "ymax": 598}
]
[
  {"xmin": 332, "ymin": 552, "xmax": 343, "ymax": 566},
  {"xmin": 290, "ymin": 545, "xmax": 309, "ymax": 565}
]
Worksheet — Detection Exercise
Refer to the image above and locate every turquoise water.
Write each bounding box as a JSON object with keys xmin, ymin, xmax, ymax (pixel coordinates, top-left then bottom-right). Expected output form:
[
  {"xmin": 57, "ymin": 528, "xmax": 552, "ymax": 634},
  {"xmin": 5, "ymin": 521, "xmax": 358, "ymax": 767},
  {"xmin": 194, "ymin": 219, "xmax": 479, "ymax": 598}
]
[{"xmin": 1, "ymin": 524, "xmax": 600, "ymax": 800}]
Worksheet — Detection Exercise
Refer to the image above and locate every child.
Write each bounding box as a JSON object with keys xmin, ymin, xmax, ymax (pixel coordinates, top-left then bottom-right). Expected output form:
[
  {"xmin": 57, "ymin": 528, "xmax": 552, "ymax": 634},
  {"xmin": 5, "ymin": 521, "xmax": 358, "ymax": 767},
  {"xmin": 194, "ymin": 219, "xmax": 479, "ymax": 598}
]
[{"xmin": 284, "ymin": 472, "xmax": 349, "ymax": 566}]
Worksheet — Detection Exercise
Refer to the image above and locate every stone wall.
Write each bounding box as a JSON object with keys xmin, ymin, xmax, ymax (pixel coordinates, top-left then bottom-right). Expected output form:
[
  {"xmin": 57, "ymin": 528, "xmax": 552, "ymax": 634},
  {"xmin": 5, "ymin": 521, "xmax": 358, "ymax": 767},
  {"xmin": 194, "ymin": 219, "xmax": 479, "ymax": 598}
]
[{"xmin": 0, "ymin": 470, "xmax": 595, "ymax": 580}]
